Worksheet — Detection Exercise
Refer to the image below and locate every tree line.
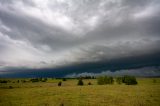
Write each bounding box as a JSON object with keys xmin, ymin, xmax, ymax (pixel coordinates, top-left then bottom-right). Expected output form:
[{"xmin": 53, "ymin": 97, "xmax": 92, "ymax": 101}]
[
  {"xmin": 97, "ymin": 75, "xmax": 138, "ymax": 85},
  {"xmin": 0, "ymin": 75, "xmax": 138, "ymax": 86}
]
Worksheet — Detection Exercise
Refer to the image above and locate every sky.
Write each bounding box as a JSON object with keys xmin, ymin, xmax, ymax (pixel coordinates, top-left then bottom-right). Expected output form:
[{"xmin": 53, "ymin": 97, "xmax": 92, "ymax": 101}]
[{"xmin": 0, "ymin": 0, "xmax": 160, "ymax": 77}]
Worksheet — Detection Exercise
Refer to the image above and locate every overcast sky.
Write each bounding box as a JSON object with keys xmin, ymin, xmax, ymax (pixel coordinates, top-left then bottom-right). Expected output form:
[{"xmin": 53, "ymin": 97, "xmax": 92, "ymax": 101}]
[{"xmin": 0, "ymin": 0, "xmax": 160, "ymax": 77}]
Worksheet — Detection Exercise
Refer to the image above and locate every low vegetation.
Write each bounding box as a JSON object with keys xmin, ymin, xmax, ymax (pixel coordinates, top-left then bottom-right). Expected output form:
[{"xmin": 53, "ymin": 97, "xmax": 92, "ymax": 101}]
[
  {"xmin": 88, "ymin": 82, "xmax": 92, "ymax": 85},
  {"xmin": 116, "ymin": 75, "xmax": 138, "ymax": 85},
  {"xmin": 58, "ymin": 81, "xmax": 62, "ymax": 86},
  {"xmin": 77, "ymin": 79, "xmax": 84, "ymax": 85},
  {"xmin": 0, "ymin": 77, "xmax": 159, "ymax": 106},
  {"xmin": 122, "ymin": 75, "xmax": 138, "ymax": 85},
  {"xmin": 30, "ymin": 78, "xmax": 47, "ymax": 82},
  {"xmin": 97, "ymin": 76, "xmax": 114, "ymax": 85}
]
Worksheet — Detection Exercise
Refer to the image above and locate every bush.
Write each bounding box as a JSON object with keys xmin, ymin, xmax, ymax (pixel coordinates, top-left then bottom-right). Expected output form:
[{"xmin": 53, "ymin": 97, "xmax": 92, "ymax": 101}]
[
  {"xmin": 62, "ymin": 78, "xmax": 66, "ymax": 81},
  {"xmin": 58, "ymin": 81, "xmax": 62, "ymax": 86},
  {"xmin": 88, "ymin": 82, "xmax": 92, "ymax": 85},
  {"xmin": 30, "ymin": 78, "xmax": 47, "ymax": 82},
  {"xmin": 105, "ymin": 76, "xmax": 114, "ymax": 84},
  {"xmin": 0, "ymin": 80, "xmax": 7, "ymax": 83},
  {"xmin": 77, "ymin": 79, "xmax": 84, "ymax": 86},
  {"xmin": 122, "ymin": 75, "xmax": 138, "ymax": 85},
  {"xmin": 42, "ymin": 78, "xmax": 47, "ymax": 82},
  {"xmin": 30, "ymin": 78, "xmax": 39, "ymax": 82},
  {"xmin": 97, "ymin": 76, "xmax": 104, "ymax": 85},
  {"xmin": 116, "ymin": 77, "xmax": 123, "ymax": 84},
  {"xmin": 9, "ymin": 86, "xmax": 13, "ymax": 89},
  {"xmin": 97, "ymin": 75, "xmax": 137, "ymax": 85},
  {"xmin": 97, "ymin": 76, "xmax": 114, "ymax": 85}
]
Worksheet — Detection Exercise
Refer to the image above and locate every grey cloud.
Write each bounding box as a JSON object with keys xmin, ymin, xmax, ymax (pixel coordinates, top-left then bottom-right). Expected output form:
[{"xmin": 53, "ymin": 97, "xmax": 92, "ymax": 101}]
[
  {"xmin": 0, "ymin": 8, "xmax": 82, "ymax": 51},
  {"xmin": 65, "ymin": 67, "xmax": 160, "ymax": 78},
  {"xmin": 0, "ymin": 0, "xmax": 160, "ymax": 75}
]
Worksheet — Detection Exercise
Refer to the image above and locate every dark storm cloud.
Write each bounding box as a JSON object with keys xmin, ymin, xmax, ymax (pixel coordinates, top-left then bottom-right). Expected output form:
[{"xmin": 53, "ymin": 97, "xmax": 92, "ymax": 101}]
[
  {"xmin": 65, "ymin": 67, "xmax": 160, "ymax": 78},
  {"xmin": 0, "ymin": 0, "xmax": 160, "ymax": 77}
]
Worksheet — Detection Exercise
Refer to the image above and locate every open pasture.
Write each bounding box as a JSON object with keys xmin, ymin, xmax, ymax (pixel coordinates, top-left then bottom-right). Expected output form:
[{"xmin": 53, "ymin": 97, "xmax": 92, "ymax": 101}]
[{"xmin": 0, "ymin": 78, "xmax": 160, "ymax": 106}]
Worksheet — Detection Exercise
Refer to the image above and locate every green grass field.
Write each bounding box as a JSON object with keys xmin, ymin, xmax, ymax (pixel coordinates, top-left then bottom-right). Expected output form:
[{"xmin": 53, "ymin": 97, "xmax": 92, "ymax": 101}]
[{"xmin": 0, "ymin": 78, "xmax": 160, "ymax": 106}]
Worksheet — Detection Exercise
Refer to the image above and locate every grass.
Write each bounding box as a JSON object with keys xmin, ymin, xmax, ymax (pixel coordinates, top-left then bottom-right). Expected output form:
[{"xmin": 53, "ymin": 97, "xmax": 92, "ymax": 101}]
[{"xmin": 0, "ymin": 78, "xmax": 160, "ymax": 106}]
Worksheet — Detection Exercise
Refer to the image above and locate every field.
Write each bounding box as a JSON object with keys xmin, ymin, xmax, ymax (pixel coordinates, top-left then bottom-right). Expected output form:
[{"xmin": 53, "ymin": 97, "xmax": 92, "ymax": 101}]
[{"xmin": 0, "ymin": 78, "xmax": 160, "ymax": 106}]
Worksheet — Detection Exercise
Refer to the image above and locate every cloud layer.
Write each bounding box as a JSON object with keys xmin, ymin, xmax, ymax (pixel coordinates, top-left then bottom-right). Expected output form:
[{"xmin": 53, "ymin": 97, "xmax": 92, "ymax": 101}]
[
  {"xmin": 0, "ymin": 0, "xmax": 160, "ymax": 77},
  {"xmin": 65, "ymin": 67, "xmax": 160, "ymax": 78}
]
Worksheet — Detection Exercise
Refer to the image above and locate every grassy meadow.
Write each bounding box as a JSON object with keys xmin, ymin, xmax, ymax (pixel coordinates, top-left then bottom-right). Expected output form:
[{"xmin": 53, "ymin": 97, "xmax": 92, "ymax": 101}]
[{"xmin": 0, "ymin": 78, "xmax": 160, "ymax": 106}]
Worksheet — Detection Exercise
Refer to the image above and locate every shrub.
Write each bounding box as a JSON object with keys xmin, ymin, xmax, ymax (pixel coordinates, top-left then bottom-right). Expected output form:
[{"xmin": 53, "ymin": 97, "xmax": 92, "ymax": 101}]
[
  {"xmin": 122, "ymin": 75, "xmax": 138, "ymax": 85},
  {"xmin": 0, "ymin": 80, "xmax": 7, "ymax": 83},
  {"xmin": 62, "ymin": 78, "xmax": 66, "ymax": 81},
  {"xmin": 97, "ymin": 76, "xmax": 105, "ymax": 85},
  {"xmin": 58, "ymin": 81, "xmax": 62, "ymax": 86},
  {"xmin": 42, "ymin": 78, "xmax": 47, "ymax": 82},
  {"xmin": 116, "ymin": 77, "xmax": 123, "ymax": 84},
  {"xmin": 30, "ymin": 78, "xmax": 39, "ymax": 82},
  {"xmin": 77, "ymin": 79, "xmax": 84, "ymax": 86},
  {"xmin": 88, "ymin": 82, "xmax": 92, "ymax": 85},
  {"xmin": 104, "ymin": 76, "xmax": 114, "ymax": 84},
  {"xmin": 9, "ymin": 86, "xmax": 13, "ymax": 89},
  {"xmin": 97, "ymin": 76, "xmax": 114, "ymax": 85}
]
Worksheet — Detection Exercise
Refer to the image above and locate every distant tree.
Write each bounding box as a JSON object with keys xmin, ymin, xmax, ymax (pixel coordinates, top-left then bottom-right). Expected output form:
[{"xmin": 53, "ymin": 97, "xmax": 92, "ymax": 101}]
[
  {"xmin": 42, "ymin": 78, "xmax": 47, "ymax": 82},
  {"xmin": 116, "ymin": 77, "xmax": 123, "ymax": 84},
  {"xmin": 97, "ymin": 76, "xmax": 114, "ymax": 85},
  {"xmin": 62, "ymin": 78, "xmax": 66, "ymax": 81},
  {"xmin": 7, "ymin": 80, "xmax": 11, "ymax": 83},
  {"xmin": 9, "ymin": 86, "xmax": 13, "ymax": 89},
  {"xmin": 39, "ymin": 77, "xmax": 42, "ymax": 81},
  {"xmin": 84, "ymin": 76, "xmax": 92, "ymax": 79},
  {"xmin": 104, "ymin": 76, "xmax": 114, "ymax": 84},
  {"xmin": 97, "ymin": 76, "xmax": 105, "ymax": 85},
  {"xmin": 0, "ymin": 80, "xmax": 7, "ymax": 83},
  {"xmin": 77, "ymin": 79, "xmax": 84, "ymax": 86},
  {"xmin": 58, "ymin": 81, "xmax": 62, "ymax": 86},
  {"xmin": 122, "ymin": 75, "xmax": 138, "ymax": 85},
  {"xmin": 30, "ymin": 78, "xmax": 39, "ymax": 82},
  {"xmin": 92, "ymin": 76, "xmax": 95, "ymax": 79},
  {"xmin": 110, "ymin": 76, "xmax": 114, "ymax": 84},
  {"xmin": 88, "ymin": 82, "xmax": 92, "ymax": 85}
]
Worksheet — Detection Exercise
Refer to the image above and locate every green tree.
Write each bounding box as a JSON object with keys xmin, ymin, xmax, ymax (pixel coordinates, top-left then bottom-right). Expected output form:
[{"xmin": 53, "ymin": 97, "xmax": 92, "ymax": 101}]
[
  {"xmin": 97, "ymin": 76, "xmax": 114, "ymax": 85},
  {"xmin": 116, "ymin": 77, "xmax": 123, "ymax": 84},
  {"xmin": 58, "ymin": 81, "xmax": 62, "ymax": 86},
  {"xmin": 77, "ymin": 79, "xmax": 84, "ymax": 86},
  {"xmin": 42, "ymin": 78, "xmax": 47, "ymax": 82},
  {"xmin": 62, "ymin": 78, "xmax": 66, "ymax": 81},
  {"xmin": 97, "ymin": 76, "xmax": 105, "ymax": 85},
  {"xmin": 88, "ymin": 82, "xmax": 92, "ymax": 85},
  {"xmin": 123, "ymin": 75, "xmax": 138, "ymax": 85}
]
